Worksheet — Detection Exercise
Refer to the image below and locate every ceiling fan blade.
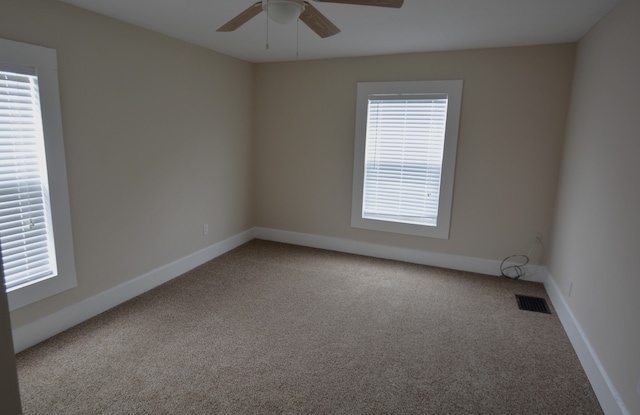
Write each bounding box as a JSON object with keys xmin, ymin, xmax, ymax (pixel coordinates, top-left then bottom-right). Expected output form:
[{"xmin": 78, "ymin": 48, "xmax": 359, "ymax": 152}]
[
  {"xmin": 217, "ymin": 2, "xmax": 263, "ymax": 32},
  {"xmin": 300, "ymin": 2, "xmax": 340, "ymax": 38},
  {"xmin": 313, "ymin": 0, "xmax": 403, "ymax": 8}
]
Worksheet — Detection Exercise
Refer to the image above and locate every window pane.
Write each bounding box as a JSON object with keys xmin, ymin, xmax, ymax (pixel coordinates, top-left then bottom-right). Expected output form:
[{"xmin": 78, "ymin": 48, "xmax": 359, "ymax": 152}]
[
  {"xmin": 362, "ymin": 98, "xmax": 448, "ymax": 227},
  {"xmin": 0, "ymin": 69, "xmax": 57, "ymax": 291}
]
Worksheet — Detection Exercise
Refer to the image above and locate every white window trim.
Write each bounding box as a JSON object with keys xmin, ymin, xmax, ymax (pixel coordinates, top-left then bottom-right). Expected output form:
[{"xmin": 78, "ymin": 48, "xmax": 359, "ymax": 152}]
[
  {"xmin": 1, "ymin": 38, "xmax": 77, "ymax": 311},
  {"xmin": 351, "ymin": 80, "xmax": 463, "ymax": 239}
]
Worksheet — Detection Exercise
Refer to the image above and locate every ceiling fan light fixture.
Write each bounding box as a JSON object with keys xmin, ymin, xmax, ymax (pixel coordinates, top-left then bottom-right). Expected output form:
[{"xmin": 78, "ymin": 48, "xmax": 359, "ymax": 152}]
[{"xmin": 262, "ymin": 0, "xmax": 305, "ymax": 24}]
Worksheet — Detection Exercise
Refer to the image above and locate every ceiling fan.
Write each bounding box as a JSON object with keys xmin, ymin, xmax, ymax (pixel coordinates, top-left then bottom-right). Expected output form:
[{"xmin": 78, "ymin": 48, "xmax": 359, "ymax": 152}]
[{"xmin": 217, "ymin": 0, "xmax": 404, "ymax": 39}]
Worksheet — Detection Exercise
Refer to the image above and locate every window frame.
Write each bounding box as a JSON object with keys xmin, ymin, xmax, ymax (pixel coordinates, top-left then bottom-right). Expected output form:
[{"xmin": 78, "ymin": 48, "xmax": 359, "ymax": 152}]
[
  {"xmin": 1, "ymin": 37, "xmax": 77, "ymax": 311},
  {"xmin": 351, "ymin": 80, "xmax": 463, "ymax": 239}
]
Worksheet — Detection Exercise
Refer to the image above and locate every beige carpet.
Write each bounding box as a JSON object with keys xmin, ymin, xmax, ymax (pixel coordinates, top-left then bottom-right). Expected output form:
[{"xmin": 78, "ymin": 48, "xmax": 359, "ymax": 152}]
[{"xmin": 16, "ymin": 240, "xmax": 603, "ymax": 414}]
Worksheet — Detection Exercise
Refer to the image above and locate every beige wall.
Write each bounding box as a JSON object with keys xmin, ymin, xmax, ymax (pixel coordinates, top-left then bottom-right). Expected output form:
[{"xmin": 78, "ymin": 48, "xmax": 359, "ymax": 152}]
[
  {"xmin": 548, "ymin": 0, "xmax": 640, "ymax": 413},
  {"xmin": 254, "ymin": 45, "xmax": 575, "ymax": 261},
  {"xmin": 0, "ymin": 0, "xmax": 255, "ymax": 328}
]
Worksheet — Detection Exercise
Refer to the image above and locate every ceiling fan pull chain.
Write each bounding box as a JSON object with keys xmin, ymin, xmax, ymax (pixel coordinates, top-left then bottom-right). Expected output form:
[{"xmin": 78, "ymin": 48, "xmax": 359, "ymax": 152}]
[
  {"xmin": 296, "ymin": 18, "xmax": 299, "ymax": 57},
  {"xmin": 266, "ymin": 0, "xmax": 270, "ymax": 49}
]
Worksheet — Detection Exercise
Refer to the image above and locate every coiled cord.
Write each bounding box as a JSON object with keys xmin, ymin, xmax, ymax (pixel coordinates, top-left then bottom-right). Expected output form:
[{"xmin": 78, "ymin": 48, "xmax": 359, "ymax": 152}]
[
  {"xmin": 500, "ymin": 254, "xmax": 529, "ymax": 279},
  {"xmin": 500, "ymin": 235, "xmax": 544, "ymax": 280}
]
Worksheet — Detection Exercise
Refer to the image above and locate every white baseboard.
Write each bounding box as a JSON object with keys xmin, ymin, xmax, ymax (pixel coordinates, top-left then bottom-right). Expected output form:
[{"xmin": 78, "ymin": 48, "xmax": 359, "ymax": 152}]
[
  {"xmin": 12, "ymin": 229, "xmax": 254, "ymax": 353},
  {"xmin": 254, "ymin": 227, "xmax": 545, "ymax": 282},
  {"xmin": 541, "ymin": 269, "xmax": 629, "ymax": 415}
]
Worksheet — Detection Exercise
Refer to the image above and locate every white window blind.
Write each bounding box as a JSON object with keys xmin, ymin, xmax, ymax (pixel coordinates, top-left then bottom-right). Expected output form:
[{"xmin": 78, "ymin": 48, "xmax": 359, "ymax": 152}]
[
  {"xmin": 362, "ymin": 95, "xmax": 448, "ymax": 227},
  {"xmin": 0, "ymin": 67, "xmax": 58, "ymax": 291}
]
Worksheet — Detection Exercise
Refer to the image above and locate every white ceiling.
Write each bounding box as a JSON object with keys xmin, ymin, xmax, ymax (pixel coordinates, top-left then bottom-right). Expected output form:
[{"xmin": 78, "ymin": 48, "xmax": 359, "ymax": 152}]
[{"xmin": 59, "ymin": 0, "xmax": 619, "ymax": 63}]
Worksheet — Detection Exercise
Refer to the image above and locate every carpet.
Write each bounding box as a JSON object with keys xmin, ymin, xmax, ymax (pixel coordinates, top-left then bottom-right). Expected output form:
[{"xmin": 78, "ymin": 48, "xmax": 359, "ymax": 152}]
[{"xmin": 16, "ymin": 240, "xmax": 603, "ymax": 414}]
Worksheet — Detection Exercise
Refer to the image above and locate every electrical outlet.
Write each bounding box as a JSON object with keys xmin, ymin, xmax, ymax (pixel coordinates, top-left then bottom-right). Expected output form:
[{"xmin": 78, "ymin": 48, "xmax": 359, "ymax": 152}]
[{"xmin": 203, "ymin": 224, "xmax": 208, "ymax": 235}]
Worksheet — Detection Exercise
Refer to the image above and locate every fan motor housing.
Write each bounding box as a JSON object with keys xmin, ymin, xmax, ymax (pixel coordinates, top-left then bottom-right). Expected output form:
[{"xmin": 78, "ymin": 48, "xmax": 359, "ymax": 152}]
[{"xmin": 262, "ymin": 0, "xmax": 306, "ymax": 24}]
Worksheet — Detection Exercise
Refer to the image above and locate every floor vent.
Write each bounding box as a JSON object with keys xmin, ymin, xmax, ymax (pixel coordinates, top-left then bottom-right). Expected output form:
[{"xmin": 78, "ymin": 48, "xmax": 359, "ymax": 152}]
[{"xmin": 515, "ymin": 295, "xmax": 551, "ymax": 314}]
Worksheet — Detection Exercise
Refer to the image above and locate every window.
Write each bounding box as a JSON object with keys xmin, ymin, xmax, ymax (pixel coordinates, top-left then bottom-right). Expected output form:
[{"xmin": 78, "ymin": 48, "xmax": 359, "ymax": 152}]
[
  {"xmin": 1, "ymin": 38, "xmax": 77, "ymax": 310},
  {"xmin": 351, "ymin": 80, "xmax": 463, "ymax": 239}
]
